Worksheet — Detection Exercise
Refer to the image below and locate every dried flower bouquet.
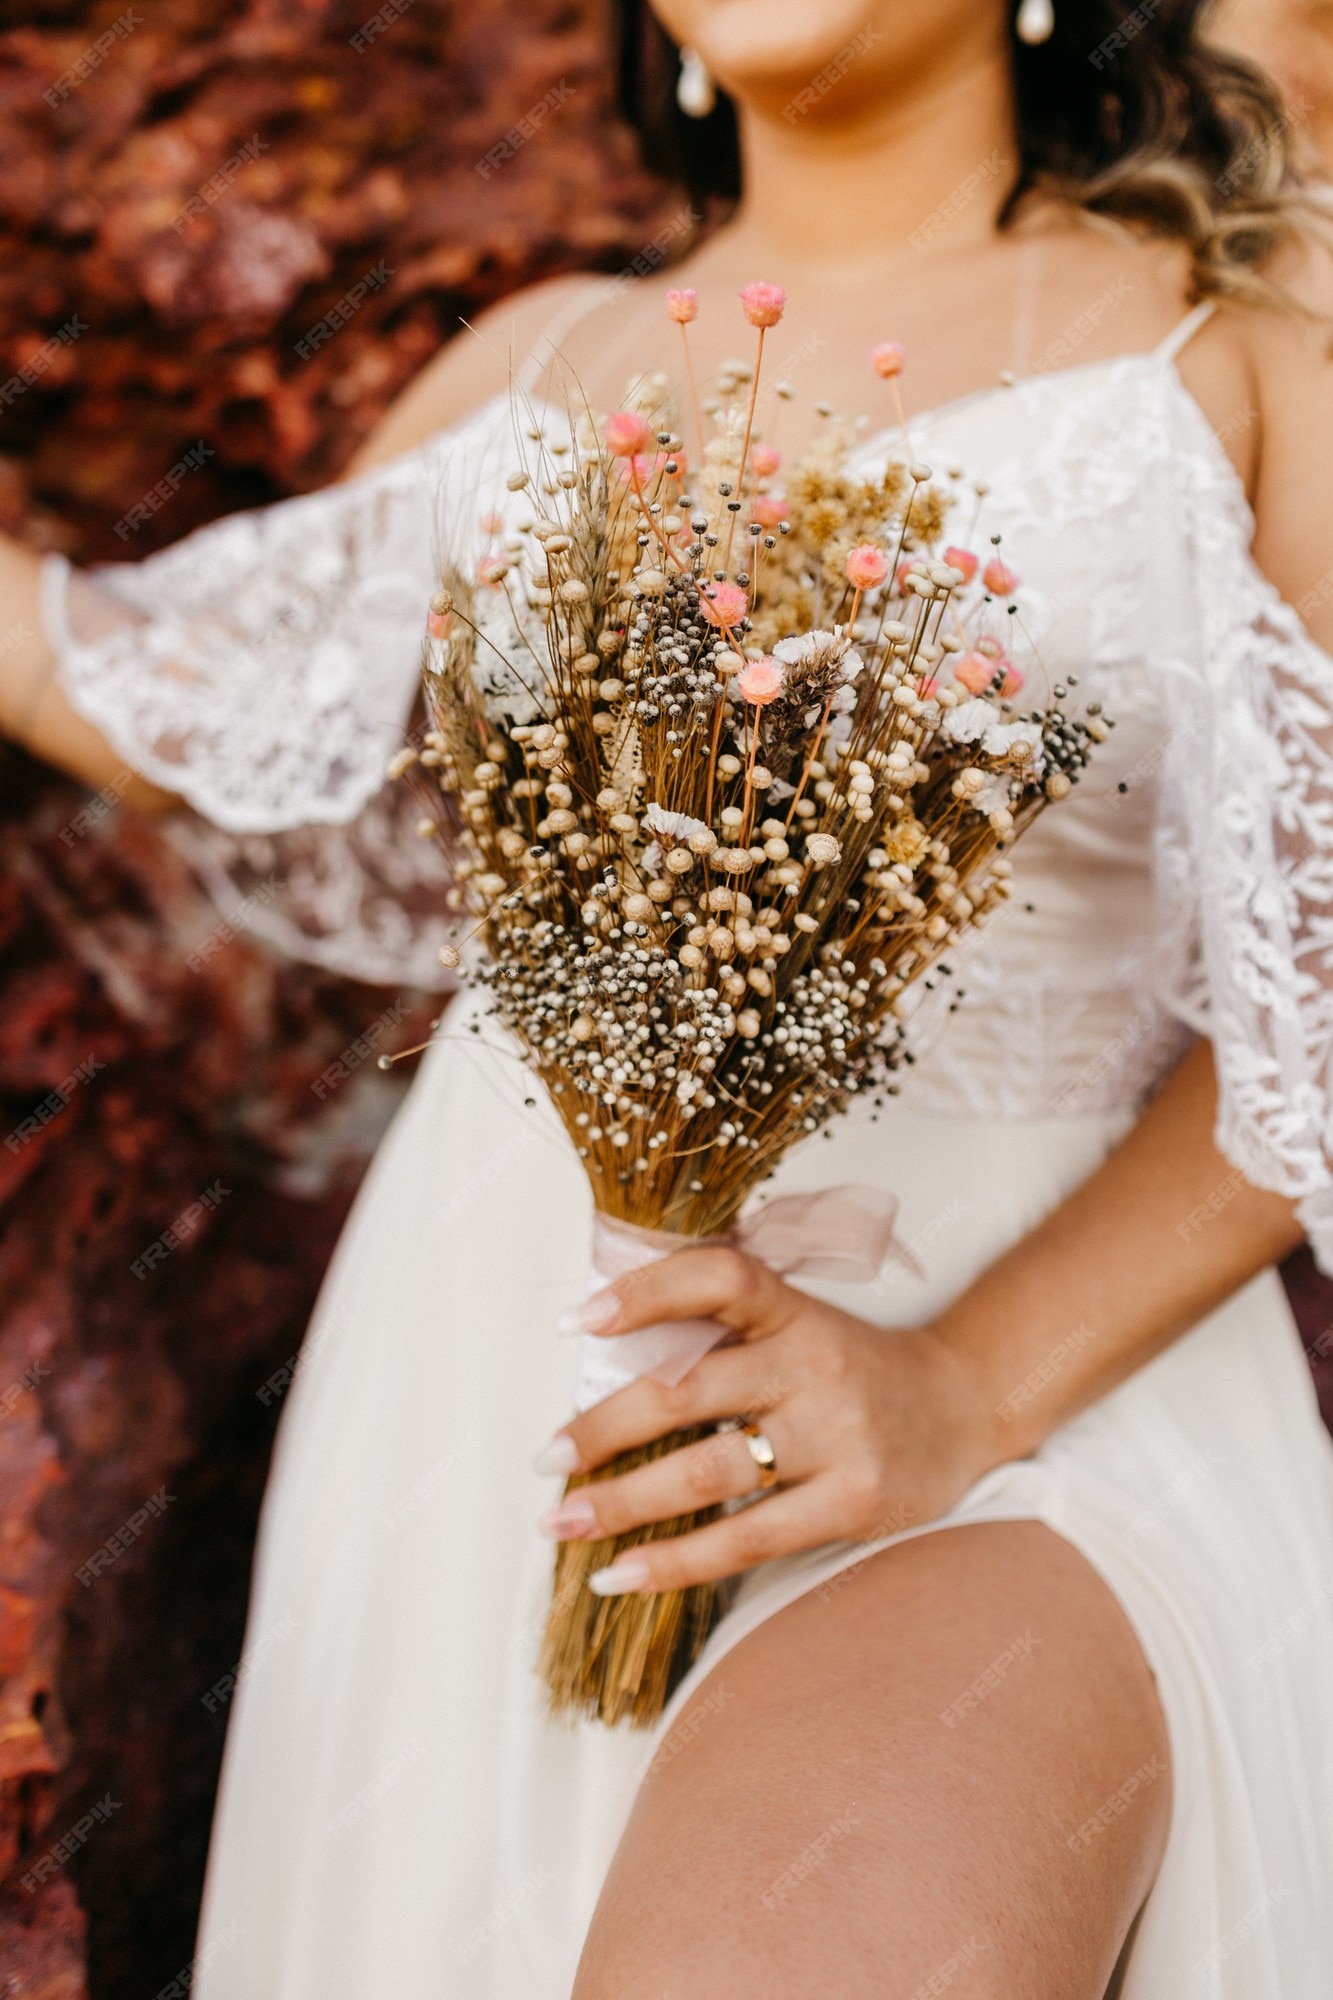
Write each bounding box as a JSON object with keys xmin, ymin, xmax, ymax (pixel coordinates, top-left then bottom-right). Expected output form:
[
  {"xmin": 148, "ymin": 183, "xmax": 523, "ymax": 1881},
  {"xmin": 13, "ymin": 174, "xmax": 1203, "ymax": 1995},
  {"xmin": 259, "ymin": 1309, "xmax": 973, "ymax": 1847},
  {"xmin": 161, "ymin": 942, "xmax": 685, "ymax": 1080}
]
[{"xmin": 390, "ymin": 283, "xmax": 1106, "ymax": 1725}]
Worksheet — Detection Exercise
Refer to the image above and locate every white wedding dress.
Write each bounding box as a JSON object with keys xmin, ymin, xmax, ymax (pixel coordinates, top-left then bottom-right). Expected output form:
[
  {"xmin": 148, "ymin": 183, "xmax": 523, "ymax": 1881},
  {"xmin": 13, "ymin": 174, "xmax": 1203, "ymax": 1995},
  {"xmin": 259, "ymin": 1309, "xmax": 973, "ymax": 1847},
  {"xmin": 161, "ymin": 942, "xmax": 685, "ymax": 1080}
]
[{"xmin": 45, "ymin": 296, "xmax": 1333, "ymax": 1996}]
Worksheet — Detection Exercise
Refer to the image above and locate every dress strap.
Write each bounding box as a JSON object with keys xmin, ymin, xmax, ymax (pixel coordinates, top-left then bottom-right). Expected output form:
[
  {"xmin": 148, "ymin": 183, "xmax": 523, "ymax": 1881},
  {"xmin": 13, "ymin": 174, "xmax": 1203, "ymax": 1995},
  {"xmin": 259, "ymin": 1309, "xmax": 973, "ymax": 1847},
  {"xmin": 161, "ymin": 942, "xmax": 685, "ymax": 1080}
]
[
  {"xmin": 515, "ymin": 279, "xmax": 622, "ymax": 396},
  {"xmin": 1153, "ymin": 300, "xmax": 1217, "ymax": 363}
]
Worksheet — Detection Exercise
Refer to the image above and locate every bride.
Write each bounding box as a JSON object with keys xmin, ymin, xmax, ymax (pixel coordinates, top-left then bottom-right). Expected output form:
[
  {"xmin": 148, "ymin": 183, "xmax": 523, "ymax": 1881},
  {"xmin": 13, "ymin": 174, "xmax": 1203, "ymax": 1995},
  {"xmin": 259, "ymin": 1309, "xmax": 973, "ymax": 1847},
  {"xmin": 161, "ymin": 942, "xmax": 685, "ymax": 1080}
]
[{"xmin": 5, "ymin": 1, "xmax": 1333, "ymax": 1992}]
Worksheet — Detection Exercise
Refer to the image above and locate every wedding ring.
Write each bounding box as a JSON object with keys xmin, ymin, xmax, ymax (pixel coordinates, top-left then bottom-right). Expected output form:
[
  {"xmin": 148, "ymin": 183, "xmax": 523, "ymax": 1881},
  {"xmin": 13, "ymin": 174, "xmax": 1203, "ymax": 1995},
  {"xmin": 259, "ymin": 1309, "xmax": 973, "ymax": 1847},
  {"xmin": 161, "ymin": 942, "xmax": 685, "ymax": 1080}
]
[{"xmin": 737, "ymin": 1419, "xmax": 778, "ymax": 1491}]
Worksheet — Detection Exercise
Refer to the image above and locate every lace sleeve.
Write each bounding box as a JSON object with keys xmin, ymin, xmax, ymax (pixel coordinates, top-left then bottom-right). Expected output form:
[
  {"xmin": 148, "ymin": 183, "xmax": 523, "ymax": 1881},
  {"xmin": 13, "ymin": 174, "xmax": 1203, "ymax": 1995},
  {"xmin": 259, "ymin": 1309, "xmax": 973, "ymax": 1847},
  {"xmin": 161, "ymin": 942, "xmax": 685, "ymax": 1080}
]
[
  {"xmin": 43, "ymin": 393, "xmax": 510, "ymax": 832},
  {"xmin": 1153, "ymin": 422, "xmax": 1333, "ymax": 1274},
  {"xmin": 41, "ymin": 393, "xmax": 518, "ymax": 987}
]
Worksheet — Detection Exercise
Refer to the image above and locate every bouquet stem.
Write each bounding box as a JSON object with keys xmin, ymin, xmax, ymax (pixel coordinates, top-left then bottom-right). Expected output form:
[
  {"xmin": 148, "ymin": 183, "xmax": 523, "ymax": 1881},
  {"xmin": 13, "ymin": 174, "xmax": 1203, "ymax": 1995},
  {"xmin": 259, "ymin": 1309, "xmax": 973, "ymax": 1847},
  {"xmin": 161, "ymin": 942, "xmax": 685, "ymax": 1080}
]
[{"xmin": 539, "ymin": 1426, "xmax": 725, "ymax": 1727}]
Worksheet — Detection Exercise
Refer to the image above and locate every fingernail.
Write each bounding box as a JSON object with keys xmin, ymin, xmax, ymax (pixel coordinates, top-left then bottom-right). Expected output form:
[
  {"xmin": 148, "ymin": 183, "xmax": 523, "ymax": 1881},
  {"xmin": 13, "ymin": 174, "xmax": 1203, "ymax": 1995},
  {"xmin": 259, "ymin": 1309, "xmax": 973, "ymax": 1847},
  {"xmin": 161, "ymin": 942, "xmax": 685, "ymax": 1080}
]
[
  {"xmin": 588, "ymin": 1555, "xmax": 652, "ymax": 1596},
  {"xmin": 533, "ymin": 1434, "xmax": 581, "ymax": 1477},
  {"xmin": 555, "ymin": 1290, "xmax": 621, "ymax": 1337},
  {"xmin": 540, "ymin": 1495, "xmax": 598, "ymax": 1539}
]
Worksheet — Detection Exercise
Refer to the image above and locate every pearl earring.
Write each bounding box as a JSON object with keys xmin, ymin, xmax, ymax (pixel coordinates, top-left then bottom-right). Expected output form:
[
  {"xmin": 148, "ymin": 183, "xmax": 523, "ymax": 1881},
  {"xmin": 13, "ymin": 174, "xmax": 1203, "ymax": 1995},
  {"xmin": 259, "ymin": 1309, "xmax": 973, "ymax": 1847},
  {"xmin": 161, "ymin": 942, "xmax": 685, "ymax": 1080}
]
[
  {"xmin": 677, "ymin": 46, "xmax": 716, "ymax": 119},
  {"xmin": 1016, "ymin": 0, "xmax": 1055, "ymax": 44}
]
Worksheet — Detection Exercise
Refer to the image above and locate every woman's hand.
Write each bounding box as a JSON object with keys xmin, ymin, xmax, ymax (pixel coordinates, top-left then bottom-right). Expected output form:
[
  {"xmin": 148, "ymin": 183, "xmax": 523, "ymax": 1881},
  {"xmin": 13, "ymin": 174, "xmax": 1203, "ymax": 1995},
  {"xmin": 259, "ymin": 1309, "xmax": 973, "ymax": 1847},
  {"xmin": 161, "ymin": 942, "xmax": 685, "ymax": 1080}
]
[{"xmin": 536, "ymin": 1246, "xmax": 1005, "ymax": 1596}]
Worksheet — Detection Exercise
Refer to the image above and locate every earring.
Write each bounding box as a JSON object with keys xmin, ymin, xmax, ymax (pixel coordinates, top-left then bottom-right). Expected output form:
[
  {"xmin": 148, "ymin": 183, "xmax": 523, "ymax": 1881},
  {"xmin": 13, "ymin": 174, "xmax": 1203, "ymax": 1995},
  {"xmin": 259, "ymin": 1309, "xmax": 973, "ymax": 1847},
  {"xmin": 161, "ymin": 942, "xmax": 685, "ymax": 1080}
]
[
  {"xmin": 677, "ymin": 46, "xmax": 716, "ymax": 119},
  {"xmin": 1016, "ymin": 0, "xmax": 1055, "ymax": 43}
]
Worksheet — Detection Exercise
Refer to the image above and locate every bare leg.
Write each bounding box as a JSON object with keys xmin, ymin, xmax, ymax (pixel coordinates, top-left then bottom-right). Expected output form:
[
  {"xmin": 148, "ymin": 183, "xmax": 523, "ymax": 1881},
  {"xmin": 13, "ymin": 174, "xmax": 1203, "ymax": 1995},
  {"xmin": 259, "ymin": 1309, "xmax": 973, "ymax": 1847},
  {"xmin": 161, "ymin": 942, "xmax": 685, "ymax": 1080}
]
[{"xmin": 574, "ymin": 1522, "xmax": 1170, "ymax": 1999}]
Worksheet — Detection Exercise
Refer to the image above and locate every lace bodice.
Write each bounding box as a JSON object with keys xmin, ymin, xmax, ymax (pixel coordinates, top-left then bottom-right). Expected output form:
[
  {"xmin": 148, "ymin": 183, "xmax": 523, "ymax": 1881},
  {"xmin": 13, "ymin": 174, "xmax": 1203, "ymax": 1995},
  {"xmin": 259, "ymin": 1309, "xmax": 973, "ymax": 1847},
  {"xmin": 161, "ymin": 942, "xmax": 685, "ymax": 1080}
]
[{"xmin": 44, "ymin": 316, "xmax": 1333, "ymax": 1266}]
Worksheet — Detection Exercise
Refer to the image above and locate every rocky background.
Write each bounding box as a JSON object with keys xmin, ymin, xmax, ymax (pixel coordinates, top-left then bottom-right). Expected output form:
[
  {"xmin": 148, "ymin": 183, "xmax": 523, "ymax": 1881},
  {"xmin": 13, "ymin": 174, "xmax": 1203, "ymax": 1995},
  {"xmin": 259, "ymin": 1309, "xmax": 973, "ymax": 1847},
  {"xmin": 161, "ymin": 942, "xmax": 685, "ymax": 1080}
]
[{"xmin": 0, "ymin": 1, "xmax": 1330, "ymax": 1993}]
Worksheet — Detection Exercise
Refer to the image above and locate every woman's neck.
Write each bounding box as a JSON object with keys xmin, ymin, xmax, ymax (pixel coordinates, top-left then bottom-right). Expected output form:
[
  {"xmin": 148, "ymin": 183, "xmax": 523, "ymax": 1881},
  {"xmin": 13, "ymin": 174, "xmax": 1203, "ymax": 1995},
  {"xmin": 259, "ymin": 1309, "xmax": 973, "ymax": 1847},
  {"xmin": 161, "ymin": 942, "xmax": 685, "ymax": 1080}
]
[{"xmin": 722, "ymin": 28, "xmax": 1017, "ymax": 278}]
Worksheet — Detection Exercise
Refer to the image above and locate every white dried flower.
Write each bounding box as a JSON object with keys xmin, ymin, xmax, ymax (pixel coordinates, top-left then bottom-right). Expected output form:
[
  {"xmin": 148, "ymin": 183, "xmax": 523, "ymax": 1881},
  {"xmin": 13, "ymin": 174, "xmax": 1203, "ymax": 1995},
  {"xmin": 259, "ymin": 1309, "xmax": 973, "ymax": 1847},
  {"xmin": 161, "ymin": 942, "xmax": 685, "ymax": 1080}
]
[
  {"xmin": 773, "ymin": 630, "xmax": 863, "ymax": 683},
  {"xmin": 942, "ymin": 698, "xmax": 995, "ymax": 745},
  {"xmin": 805, "ymin": 833, "xmax": 842, "ymax": 865},
  {"xmin": 644, "ymin": 803, "xmax": 711, "ymax": 846}
]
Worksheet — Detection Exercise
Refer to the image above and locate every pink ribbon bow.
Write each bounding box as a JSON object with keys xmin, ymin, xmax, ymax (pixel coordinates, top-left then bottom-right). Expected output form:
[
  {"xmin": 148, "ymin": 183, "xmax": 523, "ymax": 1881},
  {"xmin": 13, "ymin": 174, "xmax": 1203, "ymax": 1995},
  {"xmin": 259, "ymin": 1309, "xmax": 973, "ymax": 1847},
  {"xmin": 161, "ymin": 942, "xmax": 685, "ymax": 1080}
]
[{"xmin": 572, "ymin": 1185, "xmax": 921, "ymax": 1412}]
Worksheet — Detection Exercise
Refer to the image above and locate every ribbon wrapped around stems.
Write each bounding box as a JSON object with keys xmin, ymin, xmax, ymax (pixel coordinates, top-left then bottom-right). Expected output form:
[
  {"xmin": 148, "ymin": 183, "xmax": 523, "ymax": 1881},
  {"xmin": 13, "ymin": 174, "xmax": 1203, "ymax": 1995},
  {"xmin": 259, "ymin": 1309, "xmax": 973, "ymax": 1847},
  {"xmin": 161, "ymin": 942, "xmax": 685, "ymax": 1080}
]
[{"xmin": 573, "ymin": 1184, "xmax": 922, "ymax": 1413}]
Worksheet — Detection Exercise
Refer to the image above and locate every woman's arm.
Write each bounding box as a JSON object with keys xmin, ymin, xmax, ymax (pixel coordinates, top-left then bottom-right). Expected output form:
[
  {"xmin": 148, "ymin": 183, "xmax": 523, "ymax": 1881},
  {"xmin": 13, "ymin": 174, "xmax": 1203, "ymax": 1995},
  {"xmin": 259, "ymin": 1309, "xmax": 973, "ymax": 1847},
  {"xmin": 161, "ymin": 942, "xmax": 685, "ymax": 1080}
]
[
  {"xmin": 0, "ymin": 537, "xmax": 171, "ymax": 807},
  {"xmin": 936, "ymin": 1038, "xmax": 1303, "ymax": 1459}
]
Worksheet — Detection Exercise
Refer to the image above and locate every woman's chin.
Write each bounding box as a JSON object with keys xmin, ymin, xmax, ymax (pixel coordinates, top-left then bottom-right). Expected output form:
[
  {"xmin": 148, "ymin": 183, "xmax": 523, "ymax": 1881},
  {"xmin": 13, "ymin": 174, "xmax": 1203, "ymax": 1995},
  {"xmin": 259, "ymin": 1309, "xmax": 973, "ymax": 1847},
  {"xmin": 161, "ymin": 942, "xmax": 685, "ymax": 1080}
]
[
  {"xmin": 661, "ymin": 0, "xmax": 893, "ymax": 84},
  {"xmin": 656, "ymin": 0, "xmax": 985, "ymax": 111}
]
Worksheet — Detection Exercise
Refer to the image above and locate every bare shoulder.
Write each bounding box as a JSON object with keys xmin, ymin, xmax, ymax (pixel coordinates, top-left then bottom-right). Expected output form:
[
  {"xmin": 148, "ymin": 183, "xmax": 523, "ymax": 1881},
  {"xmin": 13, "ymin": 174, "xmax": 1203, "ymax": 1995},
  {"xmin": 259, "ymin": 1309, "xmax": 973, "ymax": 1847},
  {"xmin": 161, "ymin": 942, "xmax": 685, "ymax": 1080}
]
[
  {"xmin": 1219, "ymin": 215, "xmax": 1333, "ymax": 639},
  {"xmin": 341, "ymin": 272, "xmax": 602, "ymax": 478}
]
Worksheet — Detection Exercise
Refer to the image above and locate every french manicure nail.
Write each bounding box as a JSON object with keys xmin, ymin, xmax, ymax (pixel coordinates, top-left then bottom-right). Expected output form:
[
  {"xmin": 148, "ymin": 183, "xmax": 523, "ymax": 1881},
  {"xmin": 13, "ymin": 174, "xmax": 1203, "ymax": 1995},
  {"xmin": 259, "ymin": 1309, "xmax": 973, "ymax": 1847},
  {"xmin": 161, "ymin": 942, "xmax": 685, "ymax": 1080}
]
[
  {"xmin": 588, "ymin": 1555, "xmax": 652, "ymax": 1596},
  {"xmin": 533, "ymin": 1433, "xmax": 581, "ymax": 1477},
  {"xmin": 540, "ymin": 1495, "xmax": 598, "ymax": 1539},
  {"xmin": 556, "ymin": 1290, "xmax": 621, "ymax": 1338}
]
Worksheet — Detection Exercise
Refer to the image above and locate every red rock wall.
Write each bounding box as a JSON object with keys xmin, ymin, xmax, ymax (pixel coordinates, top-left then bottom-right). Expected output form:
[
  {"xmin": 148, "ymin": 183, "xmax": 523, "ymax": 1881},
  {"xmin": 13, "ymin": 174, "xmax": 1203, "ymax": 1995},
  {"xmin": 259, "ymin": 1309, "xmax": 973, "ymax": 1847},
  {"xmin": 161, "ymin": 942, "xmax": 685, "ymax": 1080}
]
[{"xmin": 0, "ymin": 0, "xmax": 678, "ymax": 563}]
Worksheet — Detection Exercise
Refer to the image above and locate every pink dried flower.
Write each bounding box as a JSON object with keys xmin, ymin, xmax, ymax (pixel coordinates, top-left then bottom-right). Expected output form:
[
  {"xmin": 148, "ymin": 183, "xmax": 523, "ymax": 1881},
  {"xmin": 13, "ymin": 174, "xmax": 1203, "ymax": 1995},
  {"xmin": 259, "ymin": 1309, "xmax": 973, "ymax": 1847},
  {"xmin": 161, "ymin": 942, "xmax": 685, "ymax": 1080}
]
[
  {"xmin": 700, "ymin": 582, "xmax": 749, "ymax": 630},
  {"xmin": 943, "ymin": 545, "xmax": 978, "ymax": 583},
  {"xmin": 870, "ymin": 342, "xmax": 906, "ymax": 379},
  {"xmin": 427, "ymin": 609, "xmax": 452, "ymax": 639},
  {"xmin": 751, "ymin": 444, "xmax": 781, "ymax": 477},
  {"xmin": 618, "ymin": 448, "xmax": 682, "ymax": 488},
  {"xmin": 740, "ymin": 282, "xmax": 787, "ymax": 329},
  {"xmin": 736, "ymin": 656, "xmax": 785, "ymax": 705},
  {"xmin": 955, "ymin": 648, "xmax": 1024, "ymax": 698},
  {"xmin": 983, "ymin": 557, "xmax": 1020, "ymax": 596},
  {"xmin": 845, "ymin": 544, "xmax": 889, "ymax": 590},
  {"xmin": 604, "ymin": 410, "xmax": 654, "ymax": 457},
  {"xmin": 666, "ymin": 288, "xmax": 698, "ymax": 325},
  {"xmin": 752, "ymin": 494, "xmax": 789, "ymax": 529}
]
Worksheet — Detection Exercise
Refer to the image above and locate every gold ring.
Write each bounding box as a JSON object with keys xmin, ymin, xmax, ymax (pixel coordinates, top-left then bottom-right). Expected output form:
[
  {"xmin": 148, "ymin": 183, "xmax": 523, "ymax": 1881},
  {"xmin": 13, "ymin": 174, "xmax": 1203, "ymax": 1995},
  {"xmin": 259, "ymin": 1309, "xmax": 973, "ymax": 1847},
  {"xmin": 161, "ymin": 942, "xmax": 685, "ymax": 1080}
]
[{"xmin": 737, "ymin": 1419, "xmax": 778, "ymax": 1491}]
